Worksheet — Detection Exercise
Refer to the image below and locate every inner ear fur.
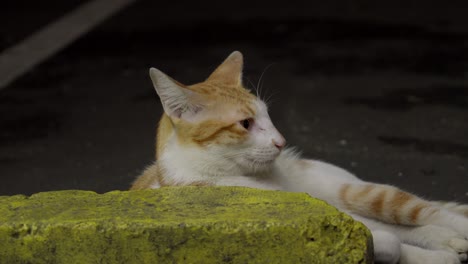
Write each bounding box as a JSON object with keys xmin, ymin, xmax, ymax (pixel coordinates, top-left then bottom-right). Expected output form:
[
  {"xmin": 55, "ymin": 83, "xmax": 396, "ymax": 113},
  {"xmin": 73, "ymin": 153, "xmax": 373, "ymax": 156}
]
[
  {"xmin": 149, "ymin": 68, "xmax": 203, "ymax": 121},
  {"xmin": 207, "ymin": 51, "xmax": 243, "ymax": 86}
]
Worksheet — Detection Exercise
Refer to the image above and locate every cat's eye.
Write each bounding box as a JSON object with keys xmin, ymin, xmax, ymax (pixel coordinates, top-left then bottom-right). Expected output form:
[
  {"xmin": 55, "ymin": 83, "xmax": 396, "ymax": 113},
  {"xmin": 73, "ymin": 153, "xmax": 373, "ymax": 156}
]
[{"xmin": 240, "ymin": 118, "xmax": 253, "ymax": 130}]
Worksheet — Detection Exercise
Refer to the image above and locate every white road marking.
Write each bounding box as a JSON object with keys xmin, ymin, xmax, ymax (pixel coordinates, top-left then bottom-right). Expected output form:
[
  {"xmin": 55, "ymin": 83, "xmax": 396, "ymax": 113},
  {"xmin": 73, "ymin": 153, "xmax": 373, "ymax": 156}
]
[{"xmin": 0, "ymin": 0, "xmax": 137, "ymax": 91}]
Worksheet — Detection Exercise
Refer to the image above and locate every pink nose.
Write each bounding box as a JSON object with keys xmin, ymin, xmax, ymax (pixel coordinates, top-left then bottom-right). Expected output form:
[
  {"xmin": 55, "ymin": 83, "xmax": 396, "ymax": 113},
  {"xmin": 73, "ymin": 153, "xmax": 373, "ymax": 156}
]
[{"xmin": 273, "ymin": 137, "xmax": 286, "ymax": 150}]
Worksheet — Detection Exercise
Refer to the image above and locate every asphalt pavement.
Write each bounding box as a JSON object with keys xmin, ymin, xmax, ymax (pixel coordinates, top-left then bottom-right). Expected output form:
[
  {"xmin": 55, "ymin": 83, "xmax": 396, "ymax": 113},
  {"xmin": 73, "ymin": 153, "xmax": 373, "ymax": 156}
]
[{"xmin": 0, "ymin": 1, "xmax": 467, "ymax": 203}]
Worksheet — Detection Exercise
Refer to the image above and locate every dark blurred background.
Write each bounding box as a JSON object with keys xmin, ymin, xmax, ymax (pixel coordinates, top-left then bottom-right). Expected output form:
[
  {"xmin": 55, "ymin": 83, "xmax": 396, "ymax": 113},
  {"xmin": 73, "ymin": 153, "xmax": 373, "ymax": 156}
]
[{"xmin": 0, "ymin": 1, "xmax": 467, "ymax": 202}]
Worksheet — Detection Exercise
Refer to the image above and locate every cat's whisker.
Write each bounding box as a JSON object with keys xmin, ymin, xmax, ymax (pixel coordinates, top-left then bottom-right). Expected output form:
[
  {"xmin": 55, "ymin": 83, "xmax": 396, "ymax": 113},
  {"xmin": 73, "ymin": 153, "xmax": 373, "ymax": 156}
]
[
  {"xmin": 256, "ymin": 63, "xmax": 275, "ymax": 100},
  {"xmin": 264, "ymin": 89, "xmax": 279, "ymax": 106},
  {"xmin": 244, "ymin": 77, "xmax": 257, "ymax": 95}
]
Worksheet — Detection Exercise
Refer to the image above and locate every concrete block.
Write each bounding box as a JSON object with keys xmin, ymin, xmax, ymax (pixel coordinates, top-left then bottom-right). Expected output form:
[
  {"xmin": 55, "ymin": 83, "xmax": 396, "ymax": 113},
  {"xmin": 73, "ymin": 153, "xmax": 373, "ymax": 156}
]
[{"xmin": 0, "ymin": 187, "xmax": 372, "ymax": 263}]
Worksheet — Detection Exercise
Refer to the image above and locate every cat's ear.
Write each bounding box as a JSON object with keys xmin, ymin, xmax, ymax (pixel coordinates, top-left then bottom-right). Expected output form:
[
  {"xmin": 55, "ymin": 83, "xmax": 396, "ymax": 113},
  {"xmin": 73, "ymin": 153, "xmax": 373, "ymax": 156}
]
[
  {"xmin": 149, "ymin": 68, "xmax": 203, "ymax": 121},
  {"xmin": 207, "ymin": 51, "xmax": 243, "ymax": 85}
]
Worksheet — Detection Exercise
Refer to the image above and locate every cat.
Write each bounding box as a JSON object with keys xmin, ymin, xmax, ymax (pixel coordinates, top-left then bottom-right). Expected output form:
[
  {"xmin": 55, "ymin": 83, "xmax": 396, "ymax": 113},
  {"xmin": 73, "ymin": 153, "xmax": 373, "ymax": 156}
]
[{"xmin": 131, "ymin": 51, "xmax": 468, "ymax": 264}]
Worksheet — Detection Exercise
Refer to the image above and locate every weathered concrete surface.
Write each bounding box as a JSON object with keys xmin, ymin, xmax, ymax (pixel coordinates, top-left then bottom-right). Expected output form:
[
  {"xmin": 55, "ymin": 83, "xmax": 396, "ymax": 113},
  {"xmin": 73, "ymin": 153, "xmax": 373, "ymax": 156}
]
[{"xmin": 0, "ymin": 187, "xmax": 372, "ymax": 264}]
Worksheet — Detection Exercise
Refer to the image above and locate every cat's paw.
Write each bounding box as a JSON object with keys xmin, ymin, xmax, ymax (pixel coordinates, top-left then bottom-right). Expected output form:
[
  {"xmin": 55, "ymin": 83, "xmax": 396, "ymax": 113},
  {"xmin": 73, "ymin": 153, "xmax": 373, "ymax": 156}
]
[
  {"xmin": 448, "ymin": 238, "xmax": 468, "ymax": 255},
  {"xmin": 427, "ymin": 251, "xmax": 463, "ymax": 264},
  {"xmin": 411, "ymin": 225, "xmax": 468, "ymax": 258},
  {"xmin": 400, "ymin": 244, "xmax": 462, "ymax": 264},
  {"xmin": 449, "ymin": 215, "xmax": 468, "ymax": 240}
]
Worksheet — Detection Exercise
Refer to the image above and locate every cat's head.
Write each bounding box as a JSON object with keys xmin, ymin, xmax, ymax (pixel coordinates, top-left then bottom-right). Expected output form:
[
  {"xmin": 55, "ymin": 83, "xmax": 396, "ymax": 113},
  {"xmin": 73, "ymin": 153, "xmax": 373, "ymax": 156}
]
[{"xmin": 150, "ymin": 51, "xmax": 285, "ymax": 173}]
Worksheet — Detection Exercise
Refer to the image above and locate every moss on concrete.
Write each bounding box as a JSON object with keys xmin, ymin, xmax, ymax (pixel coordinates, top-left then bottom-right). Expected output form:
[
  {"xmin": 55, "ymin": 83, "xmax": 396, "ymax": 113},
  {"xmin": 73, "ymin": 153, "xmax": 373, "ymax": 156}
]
[{"xmin": 0, "ymin": 187, "xmax": 372, "ymax": 263}]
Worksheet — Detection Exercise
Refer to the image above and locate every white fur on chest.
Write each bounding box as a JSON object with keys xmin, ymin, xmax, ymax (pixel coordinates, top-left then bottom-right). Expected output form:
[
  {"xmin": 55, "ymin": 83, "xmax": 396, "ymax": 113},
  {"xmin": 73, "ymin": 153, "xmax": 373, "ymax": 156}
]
[{"xmin": 159, "ymin": 135, "xmax": 245, "ymax": 185}]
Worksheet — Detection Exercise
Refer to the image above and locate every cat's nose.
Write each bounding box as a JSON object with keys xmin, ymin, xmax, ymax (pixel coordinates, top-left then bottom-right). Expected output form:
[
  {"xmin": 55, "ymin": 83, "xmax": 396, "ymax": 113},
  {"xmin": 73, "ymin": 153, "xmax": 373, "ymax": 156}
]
[{"xmin": 273, "ymin": 137, "xmax": 286, "ymax": 150}]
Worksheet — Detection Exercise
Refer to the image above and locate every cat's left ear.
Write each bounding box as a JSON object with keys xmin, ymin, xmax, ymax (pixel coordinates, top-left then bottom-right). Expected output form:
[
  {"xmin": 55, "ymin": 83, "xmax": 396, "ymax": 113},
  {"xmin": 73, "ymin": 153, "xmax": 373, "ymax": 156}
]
[
  {"xmin": 207, "ymin": 51, "xmax": 243, "ymax": 86},
  {"xmin": 149, "ymin": 68, "xmax": 203, "ymax": 122}
]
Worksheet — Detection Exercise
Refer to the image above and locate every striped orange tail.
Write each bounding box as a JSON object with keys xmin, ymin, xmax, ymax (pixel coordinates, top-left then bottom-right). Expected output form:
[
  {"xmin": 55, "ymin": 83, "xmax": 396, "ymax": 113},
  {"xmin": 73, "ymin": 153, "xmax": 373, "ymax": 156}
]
[{"xmin": 339, "ymin": 183, "xmax": 440, "ymax": 225}]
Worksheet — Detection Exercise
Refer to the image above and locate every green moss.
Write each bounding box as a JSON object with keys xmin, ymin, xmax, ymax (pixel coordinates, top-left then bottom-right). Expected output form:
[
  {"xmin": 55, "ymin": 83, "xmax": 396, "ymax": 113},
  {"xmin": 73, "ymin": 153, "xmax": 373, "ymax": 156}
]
[{"xmin": 0, "ymin": 187, "xmax": 372, "ymax": 263}]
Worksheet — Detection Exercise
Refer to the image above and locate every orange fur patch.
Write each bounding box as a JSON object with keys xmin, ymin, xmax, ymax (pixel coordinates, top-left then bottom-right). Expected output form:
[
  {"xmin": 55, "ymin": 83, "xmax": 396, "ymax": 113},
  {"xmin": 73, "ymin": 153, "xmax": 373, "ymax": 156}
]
[
  {"xmin": 371, "ymin": 189, "xmax": 387, "ymax": 216},
  {"xmin": 409, "ymin": 204, "xmax": 429, "ymax": 223},
  {"xmin": 156, "ymin": 114, "xmax": 173, "ymax": 159},
  {"xmin": 353, "ymin": 185, "xmax": 374, "ymax": 201},
  {"xmin": 174, "ymin": 119, "xmax": 248, "ymax": 146},
  {"xmin": 389, "ymin": 190, "xmax": 414, "ymax": 224},
  {"xmin": 130, "ymin": 163, "xmax": 161, "ymax": 190},
  {"xmin": 339, "ymin": 184, "xmax": 351, "ymax": 209}
]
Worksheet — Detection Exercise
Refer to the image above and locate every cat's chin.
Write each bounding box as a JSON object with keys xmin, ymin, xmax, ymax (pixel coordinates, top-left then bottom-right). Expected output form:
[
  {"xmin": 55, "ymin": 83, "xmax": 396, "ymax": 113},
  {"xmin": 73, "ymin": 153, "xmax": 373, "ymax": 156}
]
[{"xmin": 240, "ymin": 156, "xmax": 277, "ymax": 173}]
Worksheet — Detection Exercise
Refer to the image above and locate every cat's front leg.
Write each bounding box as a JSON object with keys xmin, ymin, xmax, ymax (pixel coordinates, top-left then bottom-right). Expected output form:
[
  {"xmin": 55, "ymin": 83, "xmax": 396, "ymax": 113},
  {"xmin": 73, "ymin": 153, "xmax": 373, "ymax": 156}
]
[
  {"xmin": 399, "ymin": 224, "xmax": 468, "ymax": 262},
  {"xmin": 353, "ymin": 214, "xmax": 468, "ymax": 263},
  {"xmin": 371, "ymin": 231, "xmax": 462, "ymax": 264},
  {"xmin": 399, "ymin": 244, "xmax": 462, "ymax": 264}
]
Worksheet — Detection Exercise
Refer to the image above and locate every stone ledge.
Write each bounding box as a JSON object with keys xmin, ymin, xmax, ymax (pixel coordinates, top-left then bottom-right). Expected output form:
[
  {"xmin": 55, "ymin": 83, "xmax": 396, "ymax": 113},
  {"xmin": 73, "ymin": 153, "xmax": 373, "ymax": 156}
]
[{"xmin": 0, "ymin": 187, "xmax": 372, "ymax": 263}]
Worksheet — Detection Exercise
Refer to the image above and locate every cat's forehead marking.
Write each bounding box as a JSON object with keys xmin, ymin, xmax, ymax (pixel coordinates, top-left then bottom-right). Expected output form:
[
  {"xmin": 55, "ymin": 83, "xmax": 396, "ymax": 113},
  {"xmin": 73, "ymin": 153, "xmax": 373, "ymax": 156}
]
[
  {"xmin": 238, "ymin": 106, "xmax": 254, "ymax": 117},
  {"xmin": 216, "ymin": 100, "xmax": 256, "ymax": 123},
  {"xmin": 195, "ymin": 81, "xmax": 254, "ymax": 99},
  {"xmin": 192, "ymin": 81, "xmax": 257, "ymax": 120}
]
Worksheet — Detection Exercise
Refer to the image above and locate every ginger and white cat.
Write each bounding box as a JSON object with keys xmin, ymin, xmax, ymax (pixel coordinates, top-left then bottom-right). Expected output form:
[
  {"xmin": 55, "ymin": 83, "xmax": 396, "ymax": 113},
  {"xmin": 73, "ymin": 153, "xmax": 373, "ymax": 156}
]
[{"xmin": 131, "ymin": 51, "xmax": 468, "ymax": 264}]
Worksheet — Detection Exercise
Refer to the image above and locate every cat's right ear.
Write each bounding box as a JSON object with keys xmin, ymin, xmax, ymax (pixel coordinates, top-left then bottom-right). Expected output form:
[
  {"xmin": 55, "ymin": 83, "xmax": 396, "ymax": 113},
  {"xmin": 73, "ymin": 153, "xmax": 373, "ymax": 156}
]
[{"xmin": 149, "ymin": 68, "xmax": 202, "ymax": 122}]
